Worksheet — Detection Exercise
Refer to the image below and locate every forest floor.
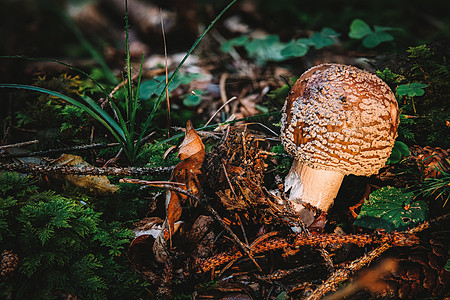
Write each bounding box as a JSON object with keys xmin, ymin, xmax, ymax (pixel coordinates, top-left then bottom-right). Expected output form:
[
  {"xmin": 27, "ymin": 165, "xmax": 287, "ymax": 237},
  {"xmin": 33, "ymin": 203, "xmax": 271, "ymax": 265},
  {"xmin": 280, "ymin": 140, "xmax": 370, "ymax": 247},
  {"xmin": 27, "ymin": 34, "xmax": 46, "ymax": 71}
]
[{"xmin": 0, "ymin": 0, "xmax": 449, "ymax": 299}]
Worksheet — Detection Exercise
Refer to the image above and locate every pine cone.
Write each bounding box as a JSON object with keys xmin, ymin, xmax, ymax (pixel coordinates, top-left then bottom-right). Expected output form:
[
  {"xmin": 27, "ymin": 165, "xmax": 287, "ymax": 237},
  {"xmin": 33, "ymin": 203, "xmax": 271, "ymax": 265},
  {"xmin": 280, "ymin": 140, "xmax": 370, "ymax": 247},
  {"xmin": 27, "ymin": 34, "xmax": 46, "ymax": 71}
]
[
  {"xmin": 1, "ymin": 250, "xmax": 19, "ymax": 280},
  {"xmin": 378, "ymin": 145, "xmax": 449, "ymax": 186},
  {"xmin": 410, "ymin": 145, "xmax": 450, "ymax": 178},
  {"xmin": 386, "ymin": 232, "xmax": 450, "ymax": 298}
]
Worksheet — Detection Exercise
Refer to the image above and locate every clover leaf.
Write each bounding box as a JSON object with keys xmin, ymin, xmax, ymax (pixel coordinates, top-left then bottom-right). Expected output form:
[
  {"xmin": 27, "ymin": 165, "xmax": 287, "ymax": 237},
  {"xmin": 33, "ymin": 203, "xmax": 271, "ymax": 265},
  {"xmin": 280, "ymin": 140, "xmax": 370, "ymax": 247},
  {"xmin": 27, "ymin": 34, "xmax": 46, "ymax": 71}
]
[
  {"xmin": 349, "ymin": 19, "xmax": 395, "ymax": 48},
  {"xmin": 182, "ymin": 90, "xmax": 205, "ymax": 107},
  {"xmin": 349, "ymin": 19, "xmax": 372, "ymax": 39},
  {"xmin": 354, "ymin": 186, "xmax": 428, "ymax": 232},
  {"xmin": 280, "ymin": 40, "xmax": 309, "ymax": 58},
  {"xmin": 244, "ymin": 35, "xmax": 289, "ymax": 63},
  {"xmin": 309, "ymin": 27, "xmax": 340, "ymax": 49},
  {"xmin": 396, "ymin": 83, "xmax": 428, "ymax": 97}
]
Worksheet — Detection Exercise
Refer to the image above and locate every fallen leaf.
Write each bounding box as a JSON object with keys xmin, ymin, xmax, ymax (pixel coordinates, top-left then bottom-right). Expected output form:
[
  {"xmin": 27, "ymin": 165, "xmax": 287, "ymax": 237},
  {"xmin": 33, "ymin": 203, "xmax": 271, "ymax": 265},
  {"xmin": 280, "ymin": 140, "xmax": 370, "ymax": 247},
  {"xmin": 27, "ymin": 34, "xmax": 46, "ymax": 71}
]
[
  {"xmin": 51, "ymin": 154, "xmax": 118, "ymax": 194},
  {"xmin": 153, "ymin": 121, "xmax": 206, "ymax": 263}
]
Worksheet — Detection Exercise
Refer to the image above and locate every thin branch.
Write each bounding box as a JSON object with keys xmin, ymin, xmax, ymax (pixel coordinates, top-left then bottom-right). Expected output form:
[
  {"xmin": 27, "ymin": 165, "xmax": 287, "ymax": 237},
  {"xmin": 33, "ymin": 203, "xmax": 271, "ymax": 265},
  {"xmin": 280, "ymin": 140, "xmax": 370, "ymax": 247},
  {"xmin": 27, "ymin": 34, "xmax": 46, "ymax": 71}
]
[
  {"xmin": 305, "ymin": 213, "xmax": 450, "ymax": 300},
  {"xmin": 0, "ymin": 162, "xmax": 174, "ymax": 176},
  {"xmin": 121, "ymin": 178, "xmax": 260, "ymax": 271},
  {"xmin": 0, "ymin": 140, "xmax": 39, "ymax": 150},
  {"xmin": 0, "ymin": 142, "xmax": 120, "ymax": 159}
]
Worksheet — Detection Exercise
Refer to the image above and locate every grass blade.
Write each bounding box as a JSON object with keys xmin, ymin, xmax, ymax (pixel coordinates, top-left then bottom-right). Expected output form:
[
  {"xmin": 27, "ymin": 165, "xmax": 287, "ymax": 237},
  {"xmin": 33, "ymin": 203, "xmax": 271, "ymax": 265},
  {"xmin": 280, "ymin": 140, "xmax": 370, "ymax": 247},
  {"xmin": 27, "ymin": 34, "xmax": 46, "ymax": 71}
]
[
  {"xmin": 0, "ymin": 84, "xmax": 125, "ymax": 146},
  {"xmin": 137, "ymin": 0, "xmax": 238, "ymax": 145},
  {"xmin": 41, "ymin": 0, "xmax": 117, "ymax": 84},
  {"xmin": 81, "ymin": 95, "xmax": 126, "ymax": 140}
]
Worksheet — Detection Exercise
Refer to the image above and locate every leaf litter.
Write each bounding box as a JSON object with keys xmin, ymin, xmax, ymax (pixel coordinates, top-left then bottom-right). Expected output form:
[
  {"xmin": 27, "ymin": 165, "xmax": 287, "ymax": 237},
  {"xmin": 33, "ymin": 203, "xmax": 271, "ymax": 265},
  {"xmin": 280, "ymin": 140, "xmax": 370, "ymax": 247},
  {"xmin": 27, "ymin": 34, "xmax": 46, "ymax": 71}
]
[{"xmin": 121, "ymin": 122, "xmax": 442, "ymax": 299}]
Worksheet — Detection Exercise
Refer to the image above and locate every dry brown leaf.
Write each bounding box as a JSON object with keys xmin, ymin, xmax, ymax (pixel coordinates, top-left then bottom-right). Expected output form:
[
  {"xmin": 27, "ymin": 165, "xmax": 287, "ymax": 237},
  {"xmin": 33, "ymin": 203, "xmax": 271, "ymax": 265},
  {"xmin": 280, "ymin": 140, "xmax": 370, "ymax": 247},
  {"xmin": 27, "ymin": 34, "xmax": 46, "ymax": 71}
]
[
  {"xmin": 50, "ymin": 154, "xmax": 119, "ymax": 194},
  {"xmin": 154, "ymin": 121, "xmax": 206, "ymax": 263},
  {"xmin": 177, "ymin": 120, "xmax": 205, "ymax": 160}
]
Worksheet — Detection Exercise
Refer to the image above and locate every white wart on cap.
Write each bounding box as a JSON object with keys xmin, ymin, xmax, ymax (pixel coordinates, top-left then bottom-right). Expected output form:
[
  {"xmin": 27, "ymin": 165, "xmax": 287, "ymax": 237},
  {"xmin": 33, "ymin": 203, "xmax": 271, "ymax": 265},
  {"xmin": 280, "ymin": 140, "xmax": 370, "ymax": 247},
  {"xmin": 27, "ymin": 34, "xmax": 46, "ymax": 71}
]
[{"xmin": 280, "ymin": 63, "xmax": 399, "ymax": 226}]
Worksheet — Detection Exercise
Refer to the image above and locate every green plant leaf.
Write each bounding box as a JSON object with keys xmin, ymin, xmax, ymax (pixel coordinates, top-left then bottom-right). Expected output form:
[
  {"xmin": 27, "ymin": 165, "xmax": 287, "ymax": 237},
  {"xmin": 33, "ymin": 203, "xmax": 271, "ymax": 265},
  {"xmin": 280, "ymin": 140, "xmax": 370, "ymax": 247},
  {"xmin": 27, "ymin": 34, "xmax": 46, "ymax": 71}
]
[
  {"xmin": 280, "ymin": 40, "xmax": 309, "ymax": 58},
  {"xmin": 397, "ymin": 83, "xmax": 428, "ymax": 97},
  {"xmin": 349, "ymin": 19, "xmax": 395, "ymax": 48},
  {"xmin": 245, "ymin": 35, "xmax": 288, "ymax": 62},
  {"xmin": 277, "ymin": 291, "xmax": 287, "ymax": 300},
  {"xmin": 309, "ymin": 27, "xmax": 339, "ymax": 49},
  {"xmin": 349, "ymin": 19, "xmax": 372, "ymax": 39},
  {"xmin": 395, "ymin": 141, "xmax": 410, "ymax": 156},
  {"xmin": 354, "ymin": 186, "xmax": 428, "ymax": 232},
  {"xmin": 387, "ymin": 140, "xmax": 410, "ymax": 164},
  {"xmin": 362, "ymin": 31, "xmax": 394, "ymax": 48},
  {"xmin": 0, "ymin": 84, "xmax": 125, "ymax": 144},
  {"xmin": 445, "ymin": 259, "xmax": 450, "ymax": 272},
  {"xmin": 386, "ymin": 148, "xmax": 401, "ymax": 165},
  {"xmin": 182, "ymin": 90, "xmax": 204, "ymax": 107},
  {"xmin": 221, "ymin": 35, "xmax": 249, "ymax": 52},
  {"xmin": 139, "ymin": 73, "xmax": 204, "ymax": 100}
]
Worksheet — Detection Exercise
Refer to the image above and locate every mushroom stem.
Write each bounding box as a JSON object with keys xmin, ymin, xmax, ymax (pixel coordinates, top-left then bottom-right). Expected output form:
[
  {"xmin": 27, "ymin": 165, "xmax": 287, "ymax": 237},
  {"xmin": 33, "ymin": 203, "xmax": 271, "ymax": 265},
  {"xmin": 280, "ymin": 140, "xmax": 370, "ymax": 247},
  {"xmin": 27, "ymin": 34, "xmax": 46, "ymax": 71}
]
[{"xmin": 285, "ymin": 159, "xmax": 345, "ymax": 226}]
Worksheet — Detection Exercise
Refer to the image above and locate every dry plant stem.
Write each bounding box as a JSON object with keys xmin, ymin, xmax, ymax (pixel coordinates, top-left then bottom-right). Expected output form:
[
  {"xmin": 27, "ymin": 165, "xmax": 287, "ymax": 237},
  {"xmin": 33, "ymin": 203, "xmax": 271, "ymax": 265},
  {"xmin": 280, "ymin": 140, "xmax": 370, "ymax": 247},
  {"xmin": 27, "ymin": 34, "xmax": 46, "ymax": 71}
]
[
  {"xmin": 219, "ymin": 73, "xmax": 230, "ymax": 113},
  {"xmin": 161, "ymin": 10, "xmax": 170, "ymax": 129},
  {"xmin": 204, "ymin": 97, "xmax": 237, "ymax": 127},
  {"xmin": 256, "ymin": 263, "xmax": 320, "ymax": 281},
  {"xmin": 306, "ymin": 244, "xmax": 391, "ymax": 300},
  {"xmin": 285, "ymin": 160, "xmax": 344, "ymax": 225},
  {"xmin": 103, "ymin": 148, "xmax": 123, "ymax": 167}
]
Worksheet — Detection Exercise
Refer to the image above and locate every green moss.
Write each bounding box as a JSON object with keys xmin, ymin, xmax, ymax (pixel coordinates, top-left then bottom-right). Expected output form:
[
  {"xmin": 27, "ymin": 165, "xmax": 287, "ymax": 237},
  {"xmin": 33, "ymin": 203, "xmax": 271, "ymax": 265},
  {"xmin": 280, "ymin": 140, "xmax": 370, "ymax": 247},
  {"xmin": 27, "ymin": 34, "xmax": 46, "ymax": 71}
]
[{"xmin": 0, "ymin": 172, "xmax": 147, "ymax": 299}]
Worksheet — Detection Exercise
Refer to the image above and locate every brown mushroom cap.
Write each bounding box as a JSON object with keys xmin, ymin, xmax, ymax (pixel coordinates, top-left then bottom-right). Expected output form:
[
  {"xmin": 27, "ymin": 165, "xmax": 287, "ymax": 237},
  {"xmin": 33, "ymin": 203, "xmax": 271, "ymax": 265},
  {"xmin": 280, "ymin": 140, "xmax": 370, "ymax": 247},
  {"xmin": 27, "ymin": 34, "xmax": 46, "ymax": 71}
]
[{"xmin": 281, "ymin": 63, "xmax": 399, "ymax": 176}]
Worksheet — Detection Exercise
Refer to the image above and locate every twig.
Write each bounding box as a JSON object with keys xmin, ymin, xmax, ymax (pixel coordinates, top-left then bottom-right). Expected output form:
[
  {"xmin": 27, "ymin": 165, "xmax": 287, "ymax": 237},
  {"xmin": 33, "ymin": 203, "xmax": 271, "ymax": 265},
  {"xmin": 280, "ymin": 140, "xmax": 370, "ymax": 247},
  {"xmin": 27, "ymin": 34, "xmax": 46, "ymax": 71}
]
[
  {"xmin": 161, "ymin": 9, "xmax": 171, "ymax": 132},
  {"xmin": 221, "ymin": 159, "xmax": 237, "ymax": 198},
  {"xmin": 322, "ymin": 258, "xmax": 397, "ymax": 300},
  {"xmin": 103, "ymin": 148, "xmax": 123, "ymax": 167},
  {"xmin": 256, "ymin": 263, "xmax": 320, "ymax": 282},
  {"xmin": 305, "ymin": 214, "xmax": 450, "ymax": 300},
  {"xmin": 121, "ymin": 178, "xmax": 258, "ymax": 270},
  {"xmin": 0, "ymin": 140, "xmax": 39, "ymax": 150},
  {"xmin": 219, "ymin": 73, "xmax": 230, "ymax": 113},
  {"xmin": 196, "ymin": 229, "xmax": 420, "ymax": 273},
  {"xmin": 0, "ymin": 142, "xmax": 120, "ymax": 159},
  {"xmin": 236, "ymin": 213, "xmax": 249, "ymax": 245},
  {"xmin": 0, "ymin": 163, "xmax": 174, "ymax": 176}
]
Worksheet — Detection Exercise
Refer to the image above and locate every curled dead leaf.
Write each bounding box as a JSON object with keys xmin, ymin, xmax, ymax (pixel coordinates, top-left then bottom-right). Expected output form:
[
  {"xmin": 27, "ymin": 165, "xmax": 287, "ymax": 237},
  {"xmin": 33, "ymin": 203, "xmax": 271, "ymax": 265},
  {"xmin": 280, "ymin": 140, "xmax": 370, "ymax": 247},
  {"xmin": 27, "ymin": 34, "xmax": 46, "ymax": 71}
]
[
  {"xmin": 178, "ymin": 120, "xmax": 205, "ymax": 160},
  {"xmin": 153, "ymin": 121, "xmax": 206, "ymax": 263}
]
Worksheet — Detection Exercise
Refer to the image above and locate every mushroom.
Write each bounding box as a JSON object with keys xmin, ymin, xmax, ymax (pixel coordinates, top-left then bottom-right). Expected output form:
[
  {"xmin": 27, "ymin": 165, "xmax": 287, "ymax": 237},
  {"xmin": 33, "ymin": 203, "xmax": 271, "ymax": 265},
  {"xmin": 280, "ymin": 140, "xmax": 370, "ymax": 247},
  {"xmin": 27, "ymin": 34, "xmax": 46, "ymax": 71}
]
[{"xmin": 280, "ymin": 63, "xmax": 399, "ymax": 226}]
